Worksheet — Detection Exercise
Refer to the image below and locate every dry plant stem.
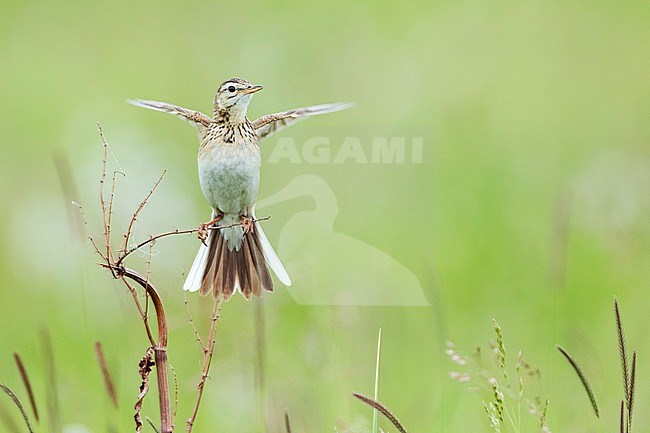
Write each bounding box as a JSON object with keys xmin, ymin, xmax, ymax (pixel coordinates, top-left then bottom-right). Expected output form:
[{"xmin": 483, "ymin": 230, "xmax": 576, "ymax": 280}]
[
  {"xmin": 120, "ymin": 276, "xmax": 156, "ymax": 347},
  {"xmin": 105, "ymin": 264, "xmax": 172, "ymax": 433},
  {"xmin": 185, "ymin": 292, "xmax": 205, "ymax": 349},
  {"xmin": 106, "ymin": 169, "xmax": 124, "ymax": 262},
  {"xmin": 94, "ymin": 342, "xmax": 119, "ymax": 409},
  {"xmin": 12, "ymin": 353, "xmax": 39, "ymax": 422},
  {"xmin": 115, "ymin": 216, "xmax": 270, "ymax": 268},
  {"xmin": 171, "ymin": 364, "xmax": 179, "ymax": 430},
  {"xmin": 97, "ymin": 123, "xmax": 110, "ymax": 261},
  {"xmin": 186, "ymin": 297, "xmax": 223, "ymax": 433},
  {"xmin": 121, "ymin": 170, "xmax": 167, "ymax": 256}
]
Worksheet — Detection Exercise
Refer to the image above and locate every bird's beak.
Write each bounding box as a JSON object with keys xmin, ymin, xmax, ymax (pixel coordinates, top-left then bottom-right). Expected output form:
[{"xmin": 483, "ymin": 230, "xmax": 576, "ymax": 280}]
[{"xmin": 241, "ymin": 85, "xmax": 263, "ymax": 94}]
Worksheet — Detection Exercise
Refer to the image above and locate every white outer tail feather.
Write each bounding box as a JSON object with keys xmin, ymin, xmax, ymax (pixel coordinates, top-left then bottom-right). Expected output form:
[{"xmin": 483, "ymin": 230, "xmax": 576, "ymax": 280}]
[
  {"xmin": 183, "ymin": 242, "xmax": 208, "ymax": 292},
  {"xmin": 253, "ymin": 213, "xmax": 292, "ymax": 286},
  {"xmin": 182, "ymin": 218, "xmax": 291, "ymax": 293}
]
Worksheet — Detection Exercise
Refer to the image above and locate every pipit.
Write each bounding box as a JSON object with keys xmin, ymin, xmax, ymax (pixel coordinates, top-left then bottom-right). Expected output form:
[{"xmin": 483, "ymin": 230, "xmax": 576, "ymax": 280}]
[{"xmin": 130, "ymin": 78, "xmax": 351, "ymax": 300}]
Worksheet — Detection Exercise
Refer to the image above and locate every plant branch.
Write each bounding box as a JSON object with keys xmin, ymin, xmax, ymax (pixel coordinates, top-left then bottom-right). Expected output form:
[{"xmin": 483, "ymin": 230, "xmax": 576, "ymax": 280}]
[
  {"xmin": 186, "ymin": 297, "xmax": 223, "ymax": 433},
  {"xmin": 120, "ymin": 170, "xmax": 167, "ymax": 257},
  {"xmin": 103, "ymin": 264, "xmax": 171, "ymax": 433},
  {"xmin": 115, "ymin": 216, "xmax": 270, "ymax": 268}
]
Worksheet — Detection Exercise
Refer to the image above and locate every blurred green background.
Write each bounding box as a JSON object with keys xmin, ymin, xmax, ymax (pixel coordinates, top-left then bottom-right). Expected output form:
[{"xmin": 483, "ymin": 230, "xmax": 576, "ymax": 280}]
[{"xmin": 1, "ymin": 1, "xmax": 649, "ymax": 432}]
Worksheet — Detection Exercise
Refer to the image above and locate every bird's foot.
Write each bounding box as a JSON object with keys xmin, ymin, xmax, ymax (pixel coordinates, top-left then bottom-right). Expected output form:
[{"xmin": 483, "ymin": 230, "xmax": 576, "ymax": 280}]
[
  {"xmin": 240, "ymin": 215, "xmax": 255, "ymax": 236},
  {"xmin": 198, "ymin": 215, "xmax": 223, "ymax": 246}
]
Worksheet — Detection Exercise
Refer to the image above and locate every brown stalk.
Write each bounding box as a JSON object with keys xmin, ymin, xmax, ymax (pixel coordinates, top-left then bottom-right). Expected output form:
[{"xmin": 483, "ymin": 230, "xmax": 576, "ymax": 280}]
[
  {"xmin": 352, "ymin": 393, "xmax": 407, "ymax": 433},
  {"xmin": 97, "ymin": 123, "xmax": 110, "ymax": 261},
  {"xmin": 120, "ymin": 170, "xmax": 167, "ymax": 256},
  {"xmin": 254, "ymin": 298, "xmax": 267, "ymax": 431},
  {"xmin": 94, "ymin": 342, "xmax": 119, "ymax": 409},
  {"xmin": 628, "ymin": 351, "xmax": 636, "ymax": 432},
  {"xmin": 620, "ymin": 400, "xmax": 624, "ymax": 433},
  {"xmin": 104, "ymin": 264, "xmax": 172, "ymax": 433},
  {"xmin": 186, "ymin": 297, "xmax": 223, "ymax": 433},
  {"xmin": 170, "ymin": 364, "xmax": 179, "ymax": 430},
  {"xmin": 284, "ymin": 409, "xmax": 292, "ymax": 433},
  {"xmin": 614, "ymin": 298, "xmax": 629, "ymax": 406},
  {"xmin": 115, "ymin": 216, "xmax": 270, "ymax": 268},
  {"xmin": 13, "ymin": 353, "xmax": 39, "ymax": 422},
  {"xmin": 184, "ymin": 292, "xmax": 205, "ymax": 350}
]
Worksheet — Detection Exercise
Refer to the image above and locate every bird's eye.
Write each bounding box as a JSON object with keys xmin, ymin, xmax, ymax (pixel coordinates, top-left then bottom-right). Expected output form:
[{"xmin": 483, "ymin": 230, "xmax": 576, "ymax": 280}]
[{"xmin": 228, "ymin": 86, "xmax": 236, "ymax": 93}]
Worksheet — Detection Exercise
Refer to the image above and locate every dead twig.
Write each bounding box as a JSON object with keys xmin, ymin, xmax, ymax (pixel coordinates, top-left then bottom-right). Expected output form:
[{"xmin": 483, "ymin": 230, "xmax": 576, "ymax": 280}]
[
  {"xmin": 186, "ymin": 297, "xmax": 223, "ymax": 433},
  {"xmin": 171, "ymin": 364, "xmax": 179, "ymax": 430},
  {"xmin": 115, "ymin": 216, "xmax": 270, "ymax": 268},
  {"xmin": 121, "ymin": 170, "xmax": 167, "ymax": 256},
  {"xmin": 184, "ymin": 292, "xmax": 204, "ymax": 350}
]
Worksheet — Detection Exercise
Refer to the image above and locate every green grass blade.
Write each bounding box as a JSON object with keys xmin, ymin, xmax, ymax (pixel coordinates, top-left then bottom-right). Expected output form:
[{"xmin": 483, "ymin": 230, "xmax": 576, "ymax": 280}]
[{"xmin": 373, "ymin": 328, "xmax": 382, "ymax": 433}]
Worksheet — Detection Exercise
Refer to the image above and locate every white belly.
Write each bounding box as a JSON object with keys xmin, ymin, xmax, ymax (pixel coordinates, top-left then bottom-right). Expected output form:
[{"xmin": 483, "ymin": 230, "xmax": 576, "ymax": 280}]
[{"xmin": 198, "ymin": 141, "xmax": 261, "ymax": 216}]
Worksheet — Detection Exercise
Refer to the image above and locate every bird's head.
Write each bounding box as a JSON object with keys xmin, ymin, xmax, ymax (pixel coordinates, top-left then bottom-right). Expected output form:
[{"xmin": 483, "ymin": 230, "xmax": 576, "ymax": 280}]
[{"xmin": 213, "ymin": 77, "xmax": 263, "ymax": 122}]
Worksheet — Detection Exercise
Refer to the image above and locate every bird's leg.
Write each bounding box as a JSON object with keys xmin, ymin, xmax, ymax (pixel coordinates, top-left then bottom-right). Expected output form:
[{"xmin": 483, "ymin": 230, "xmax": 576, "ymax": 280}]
[
  {"xmin": 198, "ymin": 214, "xmax": 223, "ymax": 245},
  {"xmin": 240, "ymin": 215, "xmax": 255, "ymax": 236}
]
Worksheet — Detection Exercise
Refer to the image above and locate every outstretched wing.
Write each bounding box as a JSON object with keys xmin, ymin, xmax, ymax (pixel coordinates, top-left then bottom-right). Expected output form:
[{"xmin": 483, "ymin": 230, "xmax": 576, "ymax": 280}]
[
  {"xmin": 128, "ymin": 99, "xmax": 212, "ymax": 132},
  {"xmin": 252, "ymin": 102, "xmax": 353, "ymax": 140}
]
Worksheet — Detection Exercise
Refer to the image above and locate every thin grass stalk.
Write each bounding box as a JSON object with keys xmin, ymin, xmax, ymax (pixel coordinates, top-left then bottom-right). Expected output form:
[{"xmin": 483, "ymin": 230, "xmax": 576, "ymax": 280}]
[
  {"xmin": 13, "ymin": 353, "xmax": 39, "ymax": 422},
  {"xmin": 614, "ymin": 299, "xmax": 630, "ymax": 406},
  {"xmin": 620, "ymin": 400, "xmax": 624, "ymax": 433},
  {"xmin": 186, "ymin": 297, "xmax": 223, "ymax": 433},
  {"xmin": 627, "ymin": 351, "xmax": 636, "ymax": 433},
  {"xmin": 120, "ymin": 170, "xmax": 167, "ymax": 256},
  {"xmin": 373, "ymin": 328, "xmax": 382, "ymax": 433},
  {"xmin": 353, "ymin": 393, "xmax": 407, "ymax": 433},
  {"xmin": 284, "ymin": 409, "xmax": 292, "ymax": 433},
  {"xmin": 170, "ymin": 364, "xmax": 179, "ymax": 430},
  {"xmin": 146, "ymin": 416, "xmax": 162, "ymax": 433},
  {"xmin": 556, "ymin": 345, "xmax": 599, "ymax": 418},
  {"xmin": 0, "ymin": 384, "xmax": 35, "ymax": 433},
  {"xmin": 493, "ymin": 319, "xmax": 507, "ymax": 382},
  {"xmin": 254, "ymin": 298, "xmax": 267, "ymax": 433},
  {"xmin": 94, "ymin": 342, "xmax": 119, "ymax": 409}
]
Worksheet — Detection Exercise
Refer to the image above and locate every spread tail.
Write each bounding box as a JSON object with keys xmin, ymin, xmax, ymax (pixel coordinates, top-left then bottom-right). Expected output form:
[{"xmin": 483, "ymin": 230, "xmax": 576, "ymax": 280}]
[{"xmin": 183, "ymin": 216, "xmax": 291, "ymax": 300}]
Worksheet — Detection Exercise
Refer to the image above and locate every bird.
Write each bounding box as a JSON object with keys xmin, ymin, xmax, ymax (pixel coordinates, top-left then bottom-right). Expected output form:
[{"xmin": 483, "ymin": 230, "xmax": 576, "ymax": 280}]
[{"xmin": 130, "ymin": 77, "xmax": 351, "ymax": 300}]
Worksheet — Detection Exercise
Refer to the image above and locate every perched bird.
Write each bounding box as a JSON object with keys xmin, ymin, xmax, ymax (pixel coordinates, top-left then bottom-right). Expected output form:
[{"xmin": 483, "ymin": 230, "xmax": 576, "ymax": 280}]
[{"xmin": 130, "ymin": 78, "xmax": 351, "ymax": 300}]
